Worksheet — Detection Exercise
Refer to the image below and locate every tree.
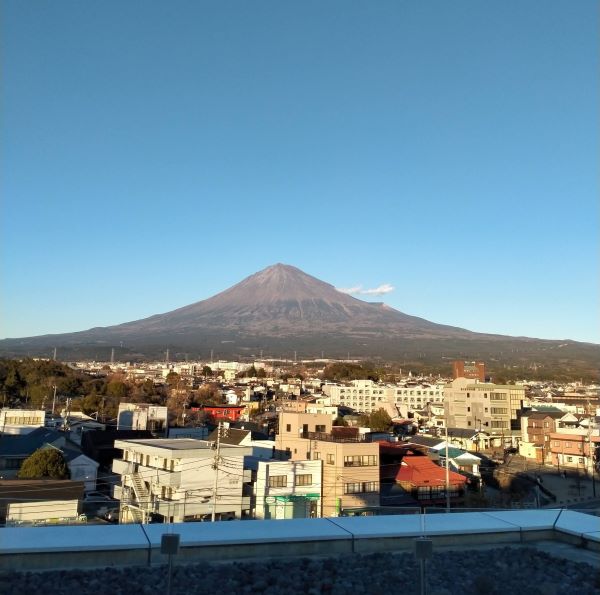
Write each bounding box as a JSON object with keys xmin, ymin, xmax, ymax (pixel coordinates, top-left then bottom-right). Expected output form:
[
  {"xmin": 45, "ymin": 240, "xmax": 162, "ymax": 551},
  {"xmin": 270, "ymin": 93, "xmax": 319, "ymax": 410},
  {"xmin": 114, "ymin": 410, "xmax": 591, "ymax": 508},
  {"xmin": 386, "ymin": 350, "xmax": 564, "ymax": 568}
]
[
  {"xmin": 370, "ymin": 408, "xmax": 392, "ymax": 431},
  {"xmin": 358, "ymin": 408, "xmax": 392, "ymax": 432},
  {"xmin": 166, "ymin": 371, "xmax": 181, "ymax": 387},
  {"xmin": 17, "ymin": 448, "xmax": 70, "ymax": 480},
  {"xmin": 202, "ymin": 365, "xmax": 213, "ymax": 377}
]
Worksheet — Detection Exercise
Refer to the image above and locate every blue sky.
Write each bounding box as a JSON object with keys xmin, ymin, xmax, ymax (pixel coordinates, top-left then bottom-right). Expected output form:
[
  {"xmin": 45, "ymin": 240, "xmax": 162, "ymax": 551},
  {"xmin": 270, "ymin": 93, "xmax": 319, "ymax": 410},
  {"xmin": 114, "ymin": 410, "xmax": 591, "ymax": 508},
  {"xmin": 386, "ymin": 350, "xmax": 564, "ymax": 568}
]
[{"xmin": 2, "ymin": 1, "xmax": 598, "ymax": 343}]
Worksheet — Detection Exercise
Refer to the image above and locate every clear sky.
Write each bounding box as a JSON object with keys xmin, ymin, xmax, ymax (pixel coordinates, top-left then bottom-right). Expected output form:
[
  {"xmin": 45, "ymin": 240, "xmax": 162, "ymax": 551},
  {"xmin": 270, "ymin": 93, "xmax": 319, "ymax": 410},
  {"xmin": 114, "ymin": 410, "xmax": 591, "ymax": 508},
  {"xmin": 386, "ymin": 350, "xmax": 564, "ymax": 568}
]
[{"xmin": 2, "ymin": 1, "xmax": 598, "ymax": 343}]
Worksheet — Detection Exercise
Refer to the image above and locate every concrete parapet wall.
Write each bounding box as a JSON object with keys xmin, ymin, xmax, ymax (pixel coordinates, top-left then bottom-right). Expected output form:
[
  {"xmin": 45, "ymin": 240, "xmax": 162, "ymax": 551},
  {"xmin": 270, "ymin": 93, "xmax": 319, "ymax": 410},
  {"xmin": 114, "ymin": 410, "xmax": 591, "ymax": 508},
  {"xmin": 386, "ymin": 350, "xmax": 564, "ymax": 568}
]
[{"xmin": 1, "ymin": 510, "xmax": 598, "ymax": 572}]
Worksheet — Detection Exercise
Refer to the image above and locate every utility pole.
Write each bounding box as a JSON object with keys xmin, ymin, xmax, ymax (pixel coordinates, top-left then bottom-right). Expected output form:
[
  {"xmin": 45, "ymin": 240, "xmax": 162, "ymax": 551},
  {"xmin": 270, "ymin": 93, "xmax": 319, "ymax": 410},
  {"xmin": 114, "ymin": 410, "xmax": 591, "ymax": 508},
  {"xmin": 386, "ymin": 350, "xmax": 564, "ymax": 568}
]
[
  {"xmin": 211, "ymin": 422, "xmax": 223, "ymax": 522},
  {"xmin": 51, "ymin": 385, "xmax": 57, "ymax": 415},
  {"xmin": 587, "ymin": 401, "xmax": 596, "ymax": 497},
  {"xmin": 445, "ymin": 423, "xmax": 451, "ymax": 511},
  {"xmin": 65, "ymin": 398, "xmax": 72, "ymax": 432}
]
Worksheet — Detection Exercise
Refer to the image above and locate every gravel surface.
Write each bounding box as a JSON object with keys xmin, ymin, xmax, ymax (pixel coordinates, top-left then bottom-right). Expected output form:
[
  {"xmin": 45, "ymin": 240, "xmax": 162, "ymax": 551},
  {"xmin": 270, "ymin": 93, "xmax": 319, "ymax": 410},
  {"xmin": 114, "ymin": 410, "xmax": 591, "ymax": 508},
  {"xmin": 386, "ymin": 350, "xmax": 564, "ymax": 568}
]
[{"xmin": 1, "ymin": 547, "xmax": 598, "ymax": 595}]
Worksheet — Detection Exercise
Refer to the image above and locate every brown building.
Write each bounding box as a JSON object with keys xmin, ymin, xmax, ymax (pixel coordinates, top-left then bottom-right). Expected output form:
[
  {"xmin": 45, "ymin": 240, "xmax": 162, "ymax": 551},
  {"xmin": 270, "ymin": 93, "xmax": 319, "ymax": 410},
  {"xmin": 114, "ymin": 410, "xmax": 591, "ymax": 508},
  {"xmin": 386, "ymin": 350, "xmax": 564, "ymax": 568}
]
[
  {"xmin": 276, "ymin": 412, "xmax": 380, "ymax": 516},
  {"xmin": 452, "ymin": 361, "xmax": 485, "ymax": 382},
  {"xmin": 520, "ymin": 412, "xmax": 563, "ymax": 462}
]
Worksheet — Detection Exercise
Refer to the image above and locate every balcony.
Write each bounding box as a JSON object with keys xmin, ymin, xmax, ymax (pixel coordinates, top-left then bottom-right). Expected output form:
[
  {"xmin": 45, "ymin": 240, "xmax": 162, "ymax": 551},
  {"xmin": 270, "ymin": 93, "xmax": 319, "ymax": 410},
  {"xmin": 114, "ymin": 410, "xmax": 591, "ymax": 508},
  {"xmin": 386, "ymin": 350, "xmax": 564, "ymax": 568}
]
[
  {"xmin": 151, "ymin": 471, "xmax": 182, "ymax": 488},
  {"xmin": 112, "ymin": 459, "xmax": 134, "ymax": 476},
  {"xmin": 302, "ymin": 431, "xmax": 367, "ymax": 443}
]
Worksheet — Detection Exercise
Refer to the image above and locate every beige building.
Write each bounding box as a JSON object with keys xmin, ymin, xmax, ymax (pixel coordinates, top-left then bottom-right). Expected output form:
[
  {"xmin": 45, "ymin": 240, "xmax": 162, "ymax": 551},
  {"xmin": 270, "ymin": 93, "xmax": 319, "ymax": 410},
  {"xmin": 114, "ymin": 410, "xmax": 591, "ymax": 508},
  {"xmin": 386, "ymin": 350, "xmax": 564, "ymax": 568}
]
[
  {"xmin": 276, "ymin": 412, "xmax": 379, "ymax": 516},
  {"xmin": 444, "ymin": 378, "xmax": 525, "ymax": 436}
]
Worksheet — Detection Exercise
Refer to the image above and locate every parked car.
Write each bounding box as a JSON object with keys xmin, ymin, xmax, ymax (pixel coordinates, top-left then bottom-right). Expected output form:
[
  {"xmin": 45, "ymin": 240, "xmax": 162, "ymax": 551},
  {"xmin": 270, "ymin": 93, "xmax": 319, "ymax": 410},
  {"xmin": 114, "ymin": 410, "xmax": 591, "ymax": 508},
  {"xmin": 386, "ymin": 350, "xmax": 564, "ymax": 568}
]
[{"xmin": 83, "ymin": 491, "xmax": 113, "ymax": 502}]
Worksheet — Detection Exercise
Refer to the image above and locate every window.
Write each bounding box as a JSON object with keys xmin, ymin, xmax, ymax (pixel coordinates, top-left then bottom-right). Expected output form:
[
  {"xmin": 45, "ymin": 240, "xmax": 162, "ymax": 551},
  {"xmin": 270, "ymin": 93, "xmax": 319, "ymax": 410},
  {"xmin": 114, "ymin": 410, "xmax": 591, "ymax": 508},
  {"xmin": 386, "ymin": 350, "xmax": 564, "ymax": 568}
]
[
  {"xmin": 268, "ymin": 475, "xmax": 287, "ymax": 488},
  {"xmin": 344, "ymin": 482, "xmax": 379, "ymax": 494},
  {"xmin": 313, "ymin": 452, "xmax": 321, "ymax": 460},
  {"xmin": 567, "ymin": 457, "xmax": 573, "ymax": 463},
  {"xmin": 327, "ymin": 454, "xmax": 335, "ymax": 465},
  {"xmin": 578, "ymin": 458, "xmax": 584, "ymax": 464},
  {"xmin": 315, "ymin": 425, "xmax": 326, "ymax": 433},
  {"xmin": 491, "ymin": 408, "xmax": 508, "ymax": 415},
  {"xmin": 286, "ymin": 424, "xmax": 291, "ymax": 432},
  {"xmin": 296, "ymin": 474, "xmax": 312, "ymax": 486},
  {"xmin": 343, "ymin": 455, "xmax": 377, "ymax": 467}
]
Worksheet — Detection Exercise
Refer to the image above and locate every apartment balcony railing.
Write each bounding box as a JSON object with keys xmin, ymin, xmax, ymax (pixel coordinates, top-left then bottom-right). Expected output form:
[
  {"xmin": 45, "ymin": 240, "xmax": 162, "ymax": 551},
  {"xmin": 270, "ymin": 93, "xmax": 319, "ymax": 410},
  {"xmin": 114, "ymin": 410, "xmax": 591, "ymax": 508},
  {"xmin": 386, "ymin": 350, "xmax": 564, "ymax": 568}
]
[{"xmin": 302, "ymin": 431, "xmax": 367, "ymax": 443}]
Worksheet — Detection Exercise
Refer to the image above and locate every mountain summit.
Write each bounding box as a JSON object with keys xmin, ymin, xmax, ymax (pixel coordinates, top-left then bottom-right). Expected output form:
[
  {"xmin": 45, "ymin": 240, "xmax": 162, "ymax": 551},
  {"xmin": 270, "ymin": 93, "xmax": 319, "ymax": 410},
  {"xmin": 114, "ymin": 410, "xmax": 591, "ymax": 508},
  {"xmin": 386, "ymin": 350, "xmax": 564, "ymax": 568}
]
[
  {"xmin": 109, "ymin": 263, "xmax": 465, "ymax": 336},
  {"xmin": 1, "ymin": 264, "xmax": 598, "ymax": 374}
]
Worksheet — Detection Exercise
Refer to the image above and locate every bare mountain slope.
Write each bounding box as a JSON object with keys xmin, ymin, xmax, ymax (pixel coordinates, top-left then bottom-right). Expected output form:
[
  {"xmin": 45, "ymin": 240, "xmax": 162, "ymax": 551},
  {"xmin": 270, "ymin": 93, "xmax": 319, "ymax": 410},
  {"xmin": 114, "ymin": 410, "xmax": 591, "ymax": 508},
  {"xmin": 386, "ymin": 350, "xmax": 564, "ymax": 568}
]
[
  {"xmin": 1, "ymin": 264, "xmax": 599, "ymax": 376},
  {"xmin": 110, "ymin": 263, "xmax": 469, "ymax": 337}
]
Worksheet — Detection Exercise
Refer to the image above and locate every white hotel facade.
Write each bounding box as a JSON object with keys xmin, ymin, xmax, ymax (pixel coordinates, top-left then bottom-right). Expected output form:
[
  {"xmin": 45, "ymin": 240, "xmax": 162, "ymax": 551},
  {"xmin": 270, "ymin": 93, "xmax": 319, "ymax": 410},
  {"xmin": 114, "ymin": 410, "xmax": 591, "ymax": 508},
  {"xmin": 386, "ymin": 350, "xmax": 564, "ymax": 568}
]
[{"xmin": 322, "ymin": 380, "xmax": 445, "ymax": 414}]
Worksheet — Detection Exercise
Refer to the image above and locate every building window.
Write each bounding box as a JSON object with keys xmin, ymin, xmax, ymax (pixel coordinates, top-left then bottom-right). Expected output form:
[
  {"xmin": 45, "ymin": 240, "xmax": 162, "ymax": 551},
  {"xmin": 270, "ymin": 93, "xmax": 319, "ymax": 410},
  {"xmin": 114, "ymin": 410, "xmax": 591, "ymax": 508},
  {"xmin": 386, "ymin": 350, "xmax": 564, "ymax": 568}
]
[
  {"xmin": 315, "ymin": 425, "xmax": 326, "ymax": 433},
  {"xmin": 343, "ymin": 455, "xmax": 377, "ymax": 467},
  {"xmin": 578, "ymin": 458, "xmax": 584, "ymax": 464},
  {"xmin": 268, "ymin": 475, "xmax": 287, "ymax": 488},
  {"xmin": 313, "ymin": 452, "xmax": 321, "ymax": 460},
  {"xmin": 286, "ymin": 424, "xmax": 291, "ymax": 432},
  {"xmin": 344, "ymin": 482, "xmax": 379, "ymax": 494},
  {"xmin": 567, "ymin": 457, "xmax": 573, "ymax": 463},
  {"xmin": 296, "ymin": 474, "xmax": 312, "ymax": 486},
  {"xmin": 327, "ymin": 453, "xmax": 335, "ymax": 465}
]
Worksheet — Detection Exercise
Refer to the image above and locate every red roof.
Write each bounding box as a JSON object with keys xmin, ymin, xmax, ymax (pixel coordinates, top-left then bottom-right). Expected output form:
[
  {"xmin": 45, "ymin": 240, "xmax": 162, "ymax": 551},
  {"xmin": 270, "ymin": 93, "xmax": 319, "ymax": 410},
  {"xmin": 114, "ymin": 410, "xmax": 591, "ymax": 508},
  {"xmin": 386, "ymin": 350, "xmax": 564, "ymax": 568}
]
[{"xmin": 395, "ymin": 455, "xmax": 466, "ymax": 487}]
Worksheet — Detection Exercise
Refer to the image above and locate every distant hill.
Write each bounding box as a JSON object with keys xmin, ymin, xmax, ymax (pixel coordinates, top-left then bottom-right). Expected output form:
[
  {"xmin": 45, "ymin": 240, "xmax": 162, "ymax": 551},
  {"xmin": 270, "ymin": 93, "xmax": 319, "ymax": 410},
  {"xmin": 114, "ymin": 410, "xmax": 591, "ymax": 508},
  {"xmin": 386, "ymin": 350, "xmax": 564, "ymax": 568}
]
[{"xmin": 1, "ymin": 264, "xmax": 598, "ymax": 379}]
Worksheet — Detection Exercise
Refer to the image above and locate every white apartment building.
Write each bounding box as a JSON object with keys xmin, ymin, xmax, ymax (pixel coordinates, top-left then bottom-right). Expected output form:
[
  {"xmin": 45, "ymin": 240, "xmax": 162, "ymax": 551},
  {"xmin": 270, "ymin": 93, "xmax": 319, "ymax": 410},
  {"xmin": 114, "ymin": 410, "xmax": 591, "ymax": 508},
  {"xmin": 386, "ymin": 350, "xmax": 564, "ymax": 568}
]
[
  {"xmin": 246, "ymin": 458, "xmax": 323, "ymax": 520},
  {"xmin": 322, "ymin": 380, "xmax": 444, "ymax": 414},
  {"xmin": 391, "ymin": 383, "xmax": 445, "ymax": 409},
  {"xmin": 322, "ymin": 380, "xmax": 388, "ymax": 413},
  {"xmin": 112, "ymin": 438, "xmax": 252, "ymax": 523}
]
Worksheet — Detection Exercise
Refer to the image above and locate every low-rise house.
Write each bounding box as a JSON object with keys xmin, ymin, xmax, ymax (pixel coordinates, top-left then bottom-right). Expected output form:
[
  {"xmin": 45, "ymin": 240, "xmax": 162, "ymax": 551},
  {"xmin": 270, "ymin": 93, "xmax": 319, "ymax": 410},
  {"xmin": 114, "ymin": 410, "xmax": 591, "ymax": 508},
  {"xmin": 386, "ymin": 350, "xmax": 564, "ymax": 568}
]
[
  {"xmin": 207, "ymin": 426, "xmax": 274, "ymax": 459},
  {"xmin": 0, "ymin": 428, "xmax": 66, "ymax": 478},
  {"xmin": 61, "ymin": 448, "xmax": 99, "ymax": 492},
  {"xmin": 395, "ymin": 455, "xmax": 467, "ymax": 505}
]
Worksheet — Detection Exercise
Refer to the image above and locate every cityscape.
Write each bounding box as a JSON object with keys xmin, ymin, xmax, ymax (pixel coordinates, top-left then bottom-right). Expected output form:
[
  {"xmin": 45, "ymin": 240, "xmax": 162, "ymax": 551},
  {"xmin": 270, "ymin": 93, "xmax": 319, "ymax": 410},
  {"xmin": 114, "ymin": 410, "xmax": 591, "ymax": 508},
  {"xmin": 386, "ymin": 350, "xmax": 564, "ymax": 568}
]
[{"xmin": 2, "ymin": 1, "xmax": 598, "ymax": 593}]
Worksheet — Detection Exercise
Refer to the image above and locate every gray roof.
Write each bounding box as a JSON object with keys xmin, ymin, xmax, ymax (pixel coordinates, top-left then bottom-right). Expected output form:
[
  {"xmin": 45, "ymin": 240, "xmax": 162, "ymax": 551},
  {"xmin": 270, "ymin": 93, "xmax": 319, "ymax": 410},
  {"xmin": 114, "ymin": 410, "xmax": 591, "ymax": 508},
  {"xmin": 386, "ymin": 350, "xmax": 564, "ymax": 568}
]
[
  {"xmin": 406, "ymin": 436, "xmax": 443, "ymax": 447},
  {"xmin": 0, "ymin": 427, "xmax": 65, "ymax": 457}
]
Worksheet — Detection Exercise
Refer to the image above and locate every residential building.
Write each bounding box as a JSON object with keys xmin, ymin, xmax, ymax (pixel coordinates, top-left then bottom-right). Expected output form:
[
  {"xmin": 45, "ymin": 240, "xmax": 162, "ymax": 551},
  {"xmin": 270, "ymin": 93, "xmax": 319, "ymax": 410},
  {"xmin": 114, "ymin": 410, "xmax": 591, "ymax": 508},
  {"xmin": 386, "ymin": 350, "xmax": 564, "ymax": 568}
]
[
  {"xmin": 549, "ymin": 429, "xmax": 600, "ymax": 473},
  {"xmin": 112, "ymin": 438, "xmax": 252, "ymax": 523},
  {"xmin": 323, "ymin": 380, "xmax": 445, "ymax": 415},
  {"xmin": 276, "ymin": 412, "xmax": 380, "ymax": 516},
  {"xmin": 444, "ymin": 377, "xmax": 525, "ymax": 439},
  {"xmin": 195, "ymin": 405, "xmax": 245, "ymax": 422},
  {"xmin": 0, "ymin": 428, "xmax": 66, "ymax": 478},
  {"xmin": 117, "ymin": 403, "xmax": 168, "ymax": 434},
  {"xmin": 246, "ymin": 458, "xmax": 322, "ymax": 519},
  {"xmin": 0, "ymin": 409, "xmax": 45, "ymax": 435},
  {"xmin": 394, "ymin": 455, "xmax": 467, "ymax": 505},
  {"xmin": 519, "ymin": 411, "xmax": 563, "ymax": 462},
  {"xmin": 207, "ymin": 425, "xmax": 275, "ymax": 459},
  {"xmin": 322, "ymin": 380, "xmax": 389, "ymax": 413}
]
